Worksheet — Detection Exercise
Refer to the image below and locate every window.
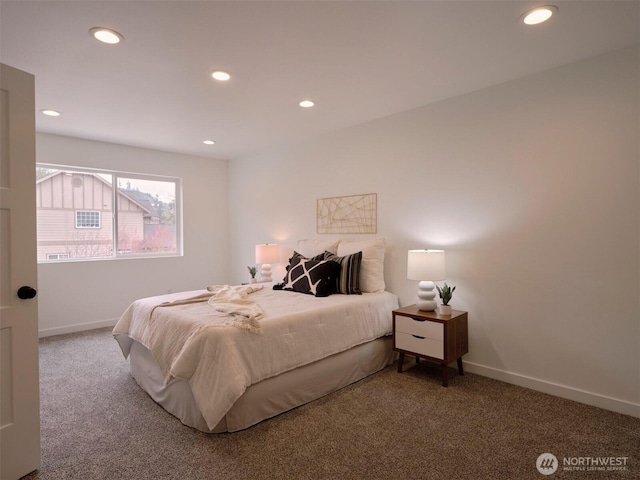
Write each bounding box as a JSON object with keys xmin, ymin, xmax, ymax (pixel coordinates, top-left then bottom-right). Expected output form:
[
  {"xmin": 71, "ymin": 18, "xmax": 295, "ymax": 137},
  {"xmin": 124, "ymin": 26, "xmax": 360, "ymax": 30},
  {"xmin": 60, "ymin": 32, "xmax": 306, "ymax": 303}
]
[
  {"xmin": 47, "ymin": 253, "xmax": 70, "ymax": 260},
  {"xmin": 36, "ymin": 164, "xmax": 182, "ymax": 262},
  {"xmin": 76, "ymin": 211, "xmax": 101, "ymax": 228}
]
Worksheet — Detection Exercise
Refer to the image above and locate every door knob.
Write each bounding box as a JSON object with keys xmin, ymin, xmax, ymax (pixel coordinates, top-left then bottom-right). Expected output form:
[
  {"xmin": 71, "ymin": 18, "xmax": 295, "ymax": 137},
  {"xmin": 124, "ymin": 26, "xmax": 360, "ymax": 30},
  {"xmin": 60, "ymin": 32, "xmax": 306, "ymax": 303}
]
[{"xmin": 17, "ymin": 286, "xmax": 37, "ymax": 300}]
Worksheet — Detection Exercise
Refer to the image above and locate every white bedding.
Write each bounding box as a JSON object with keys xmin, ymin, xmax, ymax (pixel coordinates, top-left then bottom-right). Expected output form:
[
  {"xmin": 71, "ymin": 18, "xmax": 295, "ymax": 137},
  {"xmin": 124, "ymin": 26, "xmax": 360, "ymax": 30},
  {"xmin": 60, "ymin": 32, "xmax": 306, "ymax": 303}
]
[{"xmin": 113, "ymin": 284, "xmax": 399, "ymax": 430}]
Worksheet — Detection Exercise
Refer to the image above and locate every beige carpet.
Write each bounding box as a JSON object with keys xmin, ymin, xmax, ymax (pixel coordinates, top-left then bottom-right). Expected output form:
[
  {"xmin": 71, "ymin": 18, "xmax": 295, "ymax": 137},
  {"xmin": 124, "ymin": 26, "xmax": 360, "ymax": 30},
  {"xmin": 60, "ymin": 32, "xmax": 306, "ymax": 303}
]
[{"xmin": 24, "ymin": 328, "xmax": 639, "ymax": 479}]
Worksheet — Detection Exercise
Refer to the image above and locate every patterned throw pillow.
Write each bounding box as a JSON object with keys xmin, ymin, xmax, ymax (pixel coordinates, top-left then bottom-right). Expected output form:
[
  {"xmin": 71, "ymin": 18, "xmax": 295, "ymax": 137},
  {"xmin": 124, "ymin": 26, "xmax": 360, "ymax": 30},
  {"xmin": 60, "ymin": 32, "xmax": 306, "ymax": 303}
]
[
  {"xmin": 323, "ymin": 251, "xmax": 362, "ymax": 295},
  {"xmin": 287, "ymin": 250, "xmax": 324, "ymax": 269},
  {"xmin": 274, "ymin": 257, "xmax": 341, "ymax": 297}
]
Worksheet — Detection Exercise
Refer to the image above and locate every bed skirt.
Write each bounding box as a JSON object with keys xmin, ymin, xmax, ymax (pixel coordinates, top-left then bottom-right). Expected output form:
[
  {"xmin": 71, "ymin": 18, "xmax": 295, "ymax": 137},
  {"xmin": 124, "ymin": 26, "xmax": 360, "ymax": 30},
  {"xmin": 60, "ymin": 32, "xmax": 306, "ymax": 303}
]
[{"xmin": 129, "ymin": 335, "xmax": 396, "ymax": 433}]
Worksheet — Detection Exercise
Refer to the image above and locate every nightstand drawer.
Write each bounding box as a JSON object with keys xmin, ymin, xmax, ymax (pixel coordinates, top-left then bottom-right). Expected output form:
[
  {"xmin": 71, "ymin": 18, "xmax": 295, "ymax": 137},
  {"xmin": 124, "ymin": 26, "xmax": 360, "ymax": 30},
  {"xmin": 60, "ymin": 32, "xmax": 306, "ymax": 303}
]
[
  {"xmin": 395, "ymin": 332, "xmax": 444, "ymax": 360},
  {"xmin": 395, "ymin": 316, "xmax": 443, "ymax": 340}
]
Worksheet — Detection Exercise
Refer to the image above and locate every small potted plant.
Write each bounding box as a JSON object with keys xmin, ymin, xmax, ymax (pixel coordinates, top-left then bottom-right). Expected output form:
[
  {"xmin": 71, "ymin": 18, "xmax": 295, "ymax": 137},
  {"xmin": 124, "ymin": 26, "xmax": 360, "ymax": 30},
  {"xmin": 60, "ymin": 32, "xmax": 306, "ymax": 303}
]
[
  {"xmin": 247, "ymin": 266, "xmax": 257, "ymax": 284},
  {"xmin": 436, "ymin": 282, "xmax": 456, "ymax": 315}
]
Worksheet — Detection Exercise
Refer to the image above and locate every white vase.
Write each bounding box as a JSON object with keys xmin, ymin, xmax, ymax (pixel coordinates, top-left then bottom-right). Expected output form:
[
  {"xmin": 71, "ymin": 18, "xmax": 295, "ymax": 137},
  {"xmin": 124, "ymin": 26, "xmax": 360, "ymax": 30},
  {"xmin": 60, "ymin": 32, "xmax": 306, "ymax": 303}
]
[
  {"xmin": 438, "ymin": 304, "xmax": 452, "ymax": 316},
  {"xmin": 250, "ymin": 278, "xmax": 257, "ymax": 284}
]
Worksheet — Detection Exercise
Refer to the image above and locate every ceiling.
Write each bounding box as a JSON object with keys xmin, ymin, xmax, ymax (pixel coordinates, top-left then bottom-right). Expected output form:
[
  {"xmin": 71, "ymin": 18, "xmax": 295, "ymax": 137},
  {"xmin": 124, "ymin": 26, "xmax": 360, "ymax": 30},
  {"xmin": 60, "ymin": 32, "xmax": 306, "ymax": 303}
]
[{"xmin": 1, "ymin": 1, "xmax": 638, "ymax": 161}]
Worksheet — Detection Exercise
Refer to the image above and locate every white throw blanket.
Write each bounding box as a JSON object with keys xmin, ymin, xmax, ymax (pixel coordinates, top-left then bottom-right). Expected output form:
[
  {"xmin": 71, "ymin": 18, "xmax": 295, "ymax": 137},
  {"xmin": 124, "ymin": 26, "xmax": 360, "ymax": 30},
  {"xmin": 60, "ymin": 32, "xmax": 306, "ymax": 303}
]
[
  {"xmin": 145, "ymin": 284, "xmax": 264, "ymax": 333},
  {"xmin": 205, "ymin": 284, "xmax": 264, "ymax": 332},
  {"xmin": 113, "ymin": 285, "xmax": 263, "ymax": 380}
]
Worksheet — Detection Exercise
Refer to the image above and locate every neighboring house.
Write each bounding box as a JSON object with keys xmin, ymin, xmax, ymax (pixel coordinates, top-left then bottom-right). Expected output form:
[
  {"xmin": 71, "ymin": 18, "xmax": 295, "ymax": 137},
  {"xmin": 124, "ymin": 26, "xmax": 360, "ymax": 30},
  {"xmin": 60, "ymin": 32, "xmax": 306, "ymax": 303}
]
[{"xmin": 35, "ymin": 171, "xmax": 154, "ymax": 260}]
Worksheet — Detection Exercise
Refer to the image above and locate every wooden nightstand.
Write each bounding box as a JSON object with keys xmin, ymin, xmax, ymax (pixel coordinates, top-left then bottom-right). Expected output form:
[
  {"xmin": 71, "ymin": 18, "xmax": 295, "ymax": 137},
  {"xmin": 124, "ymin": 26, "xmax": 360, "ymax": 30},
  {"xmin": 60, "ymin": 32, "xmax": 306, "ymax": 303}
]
[{"xmin": 393, "ymin": 305, "xmax": 468, "ymax": 387}]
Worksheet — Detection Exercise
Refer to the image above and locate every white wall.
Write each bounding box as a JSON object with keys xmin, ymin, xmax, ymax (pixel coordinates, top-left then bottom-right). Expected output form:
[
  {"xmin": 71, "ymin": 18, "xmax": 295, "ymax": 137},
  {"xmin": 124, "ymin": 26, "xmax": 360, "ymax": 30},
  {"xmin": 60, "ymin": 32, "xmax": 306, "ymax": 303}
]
[
  {"xmin": 36, "ymin": 134, "xmax": 229, "ymax": 336},
  {"xmin": 229, "ymin": 46, "xmax": 639, "ymax": 417}
]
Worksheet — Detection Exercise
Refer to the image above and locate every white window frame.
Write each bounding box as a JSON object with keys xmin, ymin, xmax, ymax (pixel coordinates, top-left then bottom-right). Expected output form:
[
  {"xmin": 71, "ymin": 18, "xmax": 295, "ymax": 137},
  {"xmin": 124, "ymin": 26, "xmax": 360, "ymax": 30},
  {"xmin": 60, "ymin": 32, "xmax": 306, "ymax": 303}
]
[
  {"xmin": 37, "ymin": 163, "xmax": 183, "ymax": 263},
  {"xmin": 75, "ymin": 210, "xmax": 101, "ymax": 229}
]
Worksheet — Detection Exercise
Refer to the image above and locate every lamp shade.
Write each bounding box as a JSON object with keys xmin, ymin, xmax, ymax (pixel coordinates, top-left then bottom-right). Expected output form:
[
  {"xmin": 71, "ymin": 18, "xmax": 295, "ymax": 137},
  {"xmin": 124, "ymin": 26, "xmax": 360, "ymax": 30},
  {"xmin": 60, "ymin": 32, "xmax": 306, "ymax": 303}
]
[
  {"xmin": 255, "ymin": 244, "xmax": 279, "ymax": 264},
  {"xmin": 407, "ymin": 249, "xmax": 446, "ymax": 281}
]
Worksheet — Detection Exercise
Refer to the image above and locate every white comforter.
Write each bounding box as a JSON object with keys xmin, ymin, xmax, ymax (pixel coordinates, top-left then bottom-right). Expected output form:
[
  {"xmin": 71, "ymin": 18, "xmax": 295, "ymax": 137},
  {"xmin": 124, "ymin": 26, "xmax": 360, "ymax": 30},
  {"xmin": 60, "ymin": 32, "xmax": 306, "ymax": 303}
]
[{"xmin": 113, "ymin": 284, "xmax": 399, "ymax": 430}]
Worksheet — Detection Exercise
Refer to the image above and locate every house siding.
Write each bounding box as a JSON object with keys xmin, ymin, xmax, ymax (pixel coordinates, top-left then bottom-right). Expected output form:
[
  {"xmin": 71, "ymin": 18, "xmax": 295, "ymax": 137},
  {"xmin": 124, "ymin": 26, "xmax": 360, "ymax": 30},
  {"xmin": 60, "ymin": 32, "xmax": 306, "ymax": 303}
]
[
  {"xmin": 117, "ymin": 211, "xmax": 144, "ymax": 253},
  {"xmin": 36, "ymin": 172, "xmax": 147, "ymax": 260}
]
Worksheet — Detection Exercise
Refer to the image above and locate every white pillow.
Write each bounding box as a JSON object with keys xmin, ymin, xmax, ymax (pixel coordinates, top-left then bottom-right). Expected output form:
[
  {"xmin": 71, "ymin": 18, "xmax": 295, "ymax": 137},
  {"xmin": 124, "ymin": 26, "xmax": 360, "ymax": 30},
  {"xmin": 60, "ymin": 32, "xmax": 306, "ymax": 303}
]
[
  {"xmin": 337, "ymin": 238, "xmax": 386, "ymax": 292},
  {"xmin": 297, "ymin": 238, "xmax": 339, "ymax": 258}
]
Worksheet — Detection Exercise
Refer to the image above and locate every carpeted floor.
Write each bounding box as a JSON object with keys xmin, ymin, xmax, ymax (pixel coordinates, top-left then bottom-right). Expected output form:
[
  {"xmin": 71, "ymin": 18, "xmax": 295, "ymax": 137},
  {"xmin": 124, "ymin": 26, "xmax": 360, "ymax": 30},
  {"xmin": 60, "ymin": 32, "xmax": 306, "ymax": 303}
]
[{"xmin": 23, "ymin": 328, "xmax": 639, "ymax": 479}]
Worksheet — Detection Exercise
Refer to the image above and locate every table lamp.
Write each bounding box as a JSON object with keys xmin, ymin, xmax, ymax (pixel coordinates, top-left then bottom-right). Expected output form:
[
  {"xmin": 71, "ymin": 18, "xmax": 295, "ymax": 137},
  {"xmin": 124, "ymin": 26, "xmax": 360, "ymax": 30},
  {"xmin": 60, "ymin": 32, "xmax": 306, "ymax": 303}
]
[
  {"xmin": 255, "ymin": 244, "xmax": 279, "ymax": 282},
  {"xmin": 407, "ymin": 249, "xmax": 446, "ymax": 311}
]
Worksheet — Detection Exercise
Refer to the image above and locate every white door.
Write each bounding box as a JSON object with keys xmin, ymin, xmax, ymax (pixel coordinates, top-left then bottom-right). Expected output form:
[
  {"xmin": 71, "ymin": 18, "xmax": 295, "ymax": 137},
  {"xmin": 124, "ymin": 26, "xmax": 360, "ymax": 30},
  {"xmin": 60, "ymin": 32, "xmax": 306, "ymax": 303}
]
[{"xmin": 0, "ymin": 63, "xmax": 40, "ymax": 479}]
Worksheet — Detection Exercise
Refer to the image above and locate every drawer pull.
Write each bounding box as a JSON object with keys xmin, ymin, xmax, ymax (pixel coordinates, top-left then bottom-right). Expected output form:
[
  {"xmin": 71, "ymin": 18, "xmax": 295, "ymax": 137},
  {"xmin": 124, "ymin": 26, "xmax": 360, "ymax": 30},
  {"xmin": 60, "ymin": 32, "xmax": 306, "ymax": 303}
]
[{"xmin": 412, "ymin": 335, "xmax": 425, "ymax": 339}]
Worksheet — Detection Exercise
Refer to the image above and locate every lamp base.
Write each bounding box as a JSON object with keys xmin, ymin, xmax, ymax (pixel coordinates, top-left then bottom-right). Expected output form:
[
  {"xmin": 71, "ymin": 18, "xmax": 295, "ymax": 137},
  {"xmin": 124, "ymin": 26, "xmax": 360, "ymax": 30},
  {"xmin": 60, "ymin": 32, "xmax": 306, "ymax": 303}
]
[
  {"xmin": 260, "ymin": 264, "xmax": 272, "ymax": 283},
  {"xmin": 416, "ymin": 300, "xmax": 437, "ymax": 311},
  {"xmin": 416, "ymin": 280, "xmax": 437, "ymax": 311}
]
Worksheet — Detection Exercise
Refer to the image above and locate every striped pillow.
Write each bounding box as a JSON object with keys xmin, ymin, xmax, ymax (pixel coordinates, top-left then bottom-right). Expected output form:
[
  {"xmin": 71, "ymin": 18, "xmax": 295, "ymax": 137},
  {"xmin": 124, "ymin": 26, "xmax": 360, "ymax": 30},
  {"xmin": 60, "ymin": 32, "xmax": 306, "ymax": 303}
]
[{"xmin": 324, "ymin": 251, "xmax": 362, "ymax": 295}]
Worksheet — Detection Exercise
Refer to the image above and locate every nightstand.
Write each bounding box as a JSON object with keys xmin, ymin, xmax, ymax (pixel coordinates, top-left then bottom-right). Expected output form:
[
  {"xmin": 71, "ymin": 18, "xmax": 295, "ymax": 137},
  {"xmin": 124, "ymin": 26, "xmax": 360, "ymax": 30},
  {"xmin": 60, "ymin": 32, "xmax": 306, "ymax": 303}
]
[{"xmin": 393, "ymin": 305, "xmax": 468, "ymax": 387}]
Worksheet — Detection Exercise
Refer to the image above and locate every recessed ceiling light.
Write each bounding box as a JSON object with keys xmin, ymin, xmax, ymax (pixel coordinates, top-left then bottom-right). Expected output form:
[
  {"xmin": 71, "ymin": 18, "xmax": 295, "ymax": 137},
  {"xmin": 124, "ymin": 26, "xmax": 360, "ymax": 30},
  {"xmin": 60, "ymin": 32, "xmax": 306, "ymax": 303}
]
[
  {"xmin": 203, "ymin": 140, "xmax": 216, "ymax": 145},
  {"xmin": 521, "ymin": 5, "xmax": 558, "ymax": 25},
  {"xmin": 90, "ymin": 27, "xmax": 124, "ymax": 44},
  {"xmin": 41, "ymin": 109, "xmax": 61, "ymax": 117},
  {"xmin": 211, "ymin": 71, "xmax": 231, "ymax": 81},
  {"xmin": 299, "ymin": 100, "xmax": 315, "ymax": 108}
]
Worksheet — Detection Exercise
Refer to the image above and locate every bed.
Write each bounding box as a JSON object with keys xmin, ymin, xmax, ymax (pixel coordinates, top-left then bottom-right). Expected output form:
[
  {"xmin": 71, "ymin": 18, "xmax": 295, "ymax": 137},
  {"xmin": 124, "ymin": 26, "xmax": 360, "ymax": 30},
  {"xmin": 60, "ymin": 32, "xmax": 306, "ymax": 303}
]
[{"xmin": 113, "ymin": 238, "xmax": 399, "ymax": 433}]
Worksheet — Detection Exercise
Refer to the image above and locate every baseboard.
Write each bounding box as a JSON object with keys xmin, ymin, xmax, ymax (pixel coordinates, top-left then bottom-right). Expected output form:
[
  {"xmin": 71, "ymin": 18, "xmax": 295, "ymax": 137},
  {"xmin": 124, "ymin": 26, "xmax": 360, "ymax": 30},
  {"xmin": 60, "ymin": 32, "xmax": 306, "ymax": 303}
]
[
  {"xmin": 463, "ymin": 361, "xmax": 640, "ymax": 419},
  {"xmin": 39, "ymin": 318, "xmax": 119, "ymax": 338}
]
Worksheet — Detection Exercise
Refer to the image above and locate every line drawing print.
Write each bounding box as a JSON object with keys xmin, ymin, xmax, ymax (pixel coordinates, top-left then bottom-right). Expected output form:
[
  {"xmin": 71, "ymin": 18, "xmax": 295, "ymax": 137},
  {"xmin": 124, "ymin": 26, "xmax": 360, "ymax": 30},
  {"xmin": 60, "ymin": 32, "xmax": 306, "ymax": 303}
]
[{"xmin": 316, "ymin": 193, "xmax": 377, "ymax": 234}]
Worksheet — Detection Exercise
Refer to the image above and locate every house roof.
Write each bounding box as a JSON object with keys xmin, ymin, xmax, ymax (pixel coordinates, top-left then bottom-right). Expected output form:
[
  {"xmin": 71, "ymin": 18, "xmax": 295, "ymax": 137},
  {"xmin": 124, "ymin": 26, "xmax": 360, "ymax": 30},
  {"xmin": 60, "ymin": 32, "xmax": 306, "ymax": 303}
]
[
  {"xmin": 36, "ymin": 171, "xmax": 153, "ymax": 215},
  {"xmin": 2, "ymin": 1, "xmax": 638, "ymax": 161}
]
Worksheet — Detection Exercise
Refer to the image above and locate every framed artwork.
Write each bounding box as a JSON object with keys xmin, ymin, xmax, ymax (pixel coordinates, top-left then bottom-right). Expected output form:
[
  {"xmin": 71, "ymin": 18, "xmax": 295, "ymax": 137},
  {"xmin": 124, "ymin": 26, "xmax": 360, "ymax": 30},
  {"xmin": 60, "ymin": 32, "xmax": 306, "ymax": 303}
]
[{"xmin": 316, "ymin": 193, "xmax": 377, "ymax": 234}]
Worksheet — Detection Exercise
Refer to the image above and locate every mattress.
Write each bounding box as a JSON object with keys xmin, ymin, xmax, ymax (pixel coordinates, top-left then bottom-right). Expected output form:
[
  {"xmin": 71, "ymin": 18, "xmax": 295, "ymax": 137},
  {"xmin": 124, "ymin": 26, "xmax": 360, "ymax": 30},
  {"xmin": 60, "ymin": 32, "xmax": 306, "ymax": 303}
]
[{"xmin": 114, "ymin": 285, "xmax": 399, "ymax": 430}]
